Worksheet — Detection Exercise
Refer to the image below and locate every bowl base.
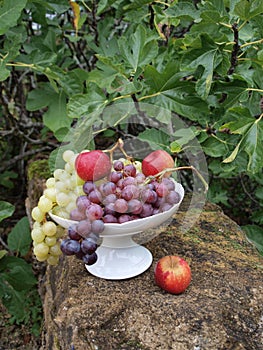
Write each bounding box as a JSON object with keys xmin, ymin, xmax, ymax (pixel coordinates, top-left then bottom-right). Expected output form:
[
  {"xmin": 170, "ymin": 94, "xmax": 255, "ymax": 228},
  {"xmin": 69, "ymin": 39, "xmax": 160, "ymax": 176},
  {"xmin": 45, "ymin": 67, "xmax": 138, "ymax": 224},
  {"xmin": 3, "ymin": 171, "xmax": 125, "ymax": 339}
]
[{"xmin": 85, "ymin": 244, "xmax": 153, "ymax": 280}]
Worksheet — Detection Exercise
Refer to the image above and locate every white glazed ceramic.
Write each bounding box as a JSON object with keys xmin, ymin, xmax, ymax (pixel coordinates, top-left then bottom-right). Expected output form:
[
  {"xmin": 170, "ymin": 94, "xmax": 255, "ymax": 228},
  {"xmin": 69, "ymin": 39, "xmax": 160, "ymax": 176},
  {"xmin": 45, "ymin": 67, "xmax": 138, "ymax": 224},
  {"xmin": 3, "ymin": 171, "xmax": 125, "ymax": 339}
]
[{"xmin": 49, "ymin": 181, "xmax": 184, "ymax": 280}]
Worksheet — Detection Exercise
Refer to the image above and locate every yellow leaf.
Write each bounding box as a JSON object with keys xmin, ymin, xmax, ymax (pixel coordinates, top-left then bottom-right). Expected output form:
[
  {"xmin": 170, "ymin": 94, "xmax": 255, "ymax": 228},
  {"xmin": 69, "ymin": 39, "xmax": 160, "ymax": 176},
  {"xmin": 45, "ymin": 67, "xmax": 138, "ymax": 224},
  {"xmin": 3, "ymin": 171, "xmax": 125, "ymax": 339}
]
[{"xmin": 70, "ymin": 1, "xmax": 80, "ymax": 35}]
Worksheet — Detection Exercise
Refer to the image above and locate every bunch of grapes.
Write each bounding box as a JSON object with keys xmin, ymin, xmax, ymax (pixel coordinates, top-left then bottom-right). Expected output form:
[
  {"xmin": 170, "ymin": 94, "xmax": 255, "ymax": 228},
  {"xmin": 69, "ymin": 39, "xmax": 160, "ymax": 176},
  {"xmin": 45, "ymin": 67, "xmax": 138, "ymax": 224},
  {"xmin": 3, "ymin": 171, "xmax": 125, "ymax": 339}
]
[
  {"xmin": 31, "ymin": 150, "xmax": 85, "ymax": 264},
  {"xmin": 70, "ymin": 160, "xmax": 181, "ymax": 225}
]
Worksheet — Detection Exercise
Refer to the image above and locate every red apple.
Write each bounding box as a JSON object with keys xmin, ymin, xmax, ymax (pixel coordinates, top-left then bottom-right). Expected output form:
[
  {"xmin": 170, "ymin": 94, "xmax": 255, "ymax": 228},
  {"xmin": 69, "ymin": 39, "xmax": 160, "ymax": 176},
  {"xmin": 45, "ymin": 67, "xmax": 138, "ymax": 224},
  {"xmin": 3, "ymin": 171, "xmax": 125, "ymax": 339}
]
[
  {"xmin": 154, "ymin": 255, "xmax": 191, "ymax": 294},
  {"xmin": 142, "ymin": 150, "xmax": 174, "ymax": 177},
  {"xmin": 75, "ymin": 150, "xmax": 111, "ymax": 181}
]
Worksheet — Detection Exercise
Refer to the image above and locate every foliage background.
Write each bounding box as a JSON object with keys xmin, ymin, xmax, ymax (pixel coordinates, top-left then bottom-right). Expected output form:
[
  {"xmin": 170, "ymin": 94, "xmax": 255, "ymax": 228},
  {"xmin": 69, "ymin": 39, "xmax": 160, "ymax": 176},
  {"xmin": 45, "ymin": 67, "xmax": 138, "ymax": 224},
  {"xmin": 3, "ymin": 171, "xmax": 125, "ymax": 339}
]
[{"xmin": 0, "ymin": 0, "xmax": 263, "ymax": 345}]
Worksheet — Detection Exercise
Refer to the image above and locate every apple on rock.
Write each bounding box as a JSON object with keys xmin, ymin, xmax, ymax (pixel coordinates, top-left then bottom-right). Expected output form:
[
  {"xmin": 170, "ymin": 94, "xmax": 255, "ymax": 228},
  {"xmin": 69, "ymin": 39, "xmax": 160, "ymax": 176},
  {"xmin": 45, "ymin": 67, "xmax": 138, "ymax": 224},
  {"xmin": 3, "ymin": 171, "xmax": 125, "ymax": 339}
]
[
  {"xmin": 154, "ymin": 255, "xmax": 191, "ymax": 294},
  {"xmin": 142, "ymin": 150, "xmax": 174, "ymax": 177},
  {"xmin": 75, "ymin": 150, "xmax": 111, "ymax": 182}
]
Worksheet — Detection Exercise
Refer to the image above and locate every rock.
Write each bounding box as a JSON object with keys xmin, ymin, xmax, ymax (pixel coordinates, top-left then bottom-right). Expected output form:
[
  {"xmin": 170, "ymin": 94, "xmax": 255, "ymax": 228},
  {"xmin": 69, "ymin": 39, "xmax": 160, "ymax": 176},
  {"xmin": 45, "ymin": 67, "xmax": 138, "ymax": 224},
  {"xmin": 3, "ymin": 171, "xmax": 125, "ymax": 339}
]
[{"xmin": 40, "ymin": 200, "xmax": 263, "ymax": 350}]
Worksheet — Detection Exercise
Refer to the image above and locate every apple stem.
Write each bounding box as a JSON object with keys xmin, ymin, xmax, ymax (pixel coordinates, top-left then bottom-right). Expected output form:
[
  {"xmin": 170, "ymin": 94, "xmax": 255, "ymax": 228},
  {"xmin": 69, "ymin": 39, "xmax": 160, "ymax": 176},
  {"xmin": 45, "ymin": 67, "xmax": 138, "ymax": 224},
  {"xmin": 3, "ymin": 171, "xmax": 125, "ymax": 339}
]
[
  {"xmin": 145, "ymin": 166, "xmax": 209, "ymax": 193},
  {"xmin": 102, "ymin": 138, "xmax": 134, "ymax": 163}
]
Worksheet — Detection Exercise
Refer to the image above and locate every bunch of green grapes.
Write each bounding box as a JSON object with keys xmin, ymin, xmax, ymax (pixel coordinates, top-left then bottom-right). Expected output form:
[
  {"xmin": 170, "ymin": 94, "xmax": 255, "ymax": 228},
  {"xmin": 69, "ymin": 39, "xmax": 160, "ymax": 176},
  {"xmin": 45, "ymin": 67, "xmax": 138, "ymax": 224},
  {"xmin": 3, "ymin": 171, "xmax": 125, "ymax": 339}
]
[{"xmin": 31, "ymin": 150, "xmax": 84, "ymax": 265}]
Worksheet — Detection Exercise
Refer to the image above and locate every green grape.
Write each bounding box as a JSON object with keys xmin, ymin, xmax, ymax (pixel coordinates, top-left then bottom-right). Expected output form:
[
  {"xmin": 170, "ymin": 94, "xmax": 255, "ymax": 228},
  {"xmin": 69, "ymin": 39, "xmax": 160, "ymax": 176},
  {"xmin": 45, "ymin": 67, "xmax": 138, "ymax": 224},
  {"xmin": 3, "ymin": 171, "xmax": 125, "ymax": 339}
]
[
  {"xmin": 33, "ymin": 242, "xmax": 49, "ymax": 259},
  {"xmin": 49, "ymin": 242, "xmax": 62, "ymax": 256},
  {"xmin": 38, "ymin": 195, "xmax": 53, "ymax": 213},
  {"xmin": 62, "ymin": 149, "xmax": 75, "ymax": 163},
  {"xmin": 42, "ymin": 221, "xmax": 57, "ymax": 236},
  {"xmin": 44, "ymin": 188, "xmax": 57, "ymax": 202},
  {"xmin": 31, "ymin": 227, "xmax": 45, "ymax": 243},
  {"xmin": 45, "ymin": 236, "xmax": 57, "ymax": 247},
  {"xmin": 47, "ymin": 255, "xmax": 59, "ymax": 265},
  {"xmin": 46, "ymin": 177, "xmax": 56, "ymax": 188},
  {"xmin": 56, "ymin": 192, "xmax": 71, "ymax": 207},
  {"xmin": 31, "ymin": 206, "xmax": 45, "ymax": 222}
]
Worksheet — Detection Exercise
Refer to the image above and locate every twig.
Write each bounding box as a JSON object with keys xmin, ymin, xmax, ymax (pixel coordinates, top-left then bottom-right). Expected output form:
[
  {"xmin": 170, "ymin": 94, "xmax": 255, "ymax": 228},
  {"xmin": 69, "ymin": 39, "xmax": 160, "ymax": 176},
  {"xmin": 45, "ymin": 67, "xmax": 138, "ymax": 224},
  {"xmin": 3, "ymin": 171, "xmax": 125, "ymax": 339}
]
[{"xmin": 227, "ymin": 23, "xmax": 240, "ymax": 75}]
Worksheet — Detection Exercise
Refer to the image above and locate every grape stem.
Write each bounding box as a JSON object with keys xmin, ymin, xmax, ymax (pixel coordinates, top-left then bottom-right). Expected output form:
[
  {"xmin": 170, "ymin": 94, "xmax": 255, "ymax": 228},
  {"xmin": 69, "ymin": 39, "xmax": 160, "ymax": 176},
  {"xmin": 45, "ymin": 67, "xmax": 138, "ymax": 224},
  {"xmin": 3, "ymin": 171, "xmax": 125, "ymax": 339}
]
[
  {"xmin": 102, "ymin": 138, "xmax": 134, "ymax": 163},
  {"xmin": 145, "ymin": 166, "xmax": 209, "ymax": 193}
]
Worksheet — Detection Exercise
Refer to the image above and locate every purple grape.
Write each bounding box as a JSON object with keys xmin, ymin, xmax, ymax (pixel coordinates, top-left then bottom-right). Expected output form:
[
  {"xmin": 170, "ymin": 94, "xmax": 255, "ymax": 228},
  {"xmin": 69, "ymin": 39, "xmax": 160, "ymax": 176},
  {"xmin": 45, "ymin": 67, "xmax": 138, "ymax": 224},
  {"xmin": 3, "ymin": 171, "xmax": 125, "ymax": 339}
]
[
  {"xmin": 101, "ymin": 181, "xmax": 116, "ymax": 196},
  {"xmin": 152, "ymin": 208, "xmax": 160, "ymax": 215},
  {"xmin": 104, "ymin": 202, "xmax": 116, "ymax": 215},
  {"xmin": 103, "ymin": 214, "xmax": 118, "ymax": 223},
  {"xmin": 156, "ymin": 183, "xmax": 169, "ymax": 197},
  {"xmin": 68, "ymin": 224, "xmax": 82, "ymax": 240},
  {"xmin": 162, "ymin": 178, "xmax": 175, "ymax": 191},
  {"xmin": 113, "ymin": 160, "xmax": 124, "ymax": 171},
  {"xmin": 82, "ymin": 252, "xmax": 98, "ymax": 265},
  {"xmin": 140, "ymin": 203, "xmax": 153, "ymax": 218},
  {"xmin": 114, "ymin": 198, "xmax": 128, "ymax": 213},
  {"xmin": 159, "ymin": 203, "xmax": 173, "ymax": 212},
  {"xmin": 83, "ymin": 181, "xmax": 96, "ymax": 194},
  {"xmin": 141, "ymin": 188, "xmax": 157, "ymax": 204},
  {"xmin": 89, "ymin": 232, "xmax": 100, "ymax": 242},
  {"xmin": 88, "ymin": 189, "xmax": 102, "ymax": 204},
  {"xmin": 60, "ymin": 239, "xmax": 81, "ymax": 255},
  {"xmin": 86, "ymin": 203, "xmax": 103, "ymax": 221},
  {"xmin": 91, "ymin": 219, "xmax": 105, "ymax": 234},
  {"xmin": 123, "ymin": 164, "xmax": 136, "ymax": 177},
  {"xmin": 118, "ymin": 214, "xmax": 131, "ymax": 224},
  {"xmin": 123, "ymin": 176, "xmax": 136, "ymax": 187},
  {"xmin": 109, "ymin": 171, "xmax": 123, "ymax": 183},
  {"xmin": 154, "ymin": 196, "xmax": 166, "ymax": 208},
  {"xmin": 103, "ymin": 194, "xmax": 117, "ymax": 205},
  {"xmin": 166, "ymin": 191, "xmax": 181, "ymax": 205},
  {"xmin": 136, "ymin": 173, "xmax": 146, "ymax": 184},
  {"xmin": 76, "ymin": 195, "xmax": 91, "ymax": 212},
  {"xmin": 121, "ymin": 184, "xmax": 140, "ymax": 201},
  {"xmin": 70, "ymin": 208, "xmax": 87, "ymax": 221},
  {"xmin": 128, "ymin": 199, "xmax": 142, "ymax": 214},
  {"xmin": 81, "ymin": 238, "xmax": 98, "ymax": 254},
  {"xmin": 76, "ymin": 219, "xmax": 92, "ymax": 238},
  {"xmin": 117, "ymin": 178, "xmax": 125, "ymax": 189}
]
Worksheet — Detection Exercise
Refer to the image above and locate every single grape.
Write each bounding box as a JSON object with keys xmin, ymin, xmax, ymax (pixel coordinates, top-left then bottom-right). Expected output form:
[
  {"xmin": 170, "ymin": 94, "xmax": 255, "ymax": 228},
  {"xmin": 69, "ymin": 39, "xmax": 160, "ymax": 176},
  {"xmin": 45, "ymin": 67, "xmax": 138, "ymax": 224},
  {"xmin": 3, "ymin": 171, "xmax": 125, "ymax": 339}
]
[
  {"xmin": 135, "ymin": 173, "xmax": 146, "ymax": 184},
  {"xmin": 70, "ymin": 208, "xmax": 87, "ymax": 221},
  {"xmin": 113, "ymin": 160, "xmax": 124, "ymax": 171},
  {"xmin": 86, "ymin": 203, "xmax": 104, "ymax": 221},
  {"xmin": 141, "ymin": 188, "xmax": 158, "ymax": 204},
  {"xmin": 116, "ymin": 178, "xmax": 124, "ymax": 189},
  {"xmin": 31, "ymin": 206, "xmax": 45, "ymax": 222},
  {"xmin": 83, "ymin": 181, "xmax": 96, "ymax": 195},
  {"xmin": 101, "ymin": 181, "xmax": 116, "ymax": 196},
  {"xmin": 31, "ymin": 227, "xmax": 45, "ymax": 243},
  {"xmin": 159, "ymin": 203, "xmax": 173, "ymax": 212},
  {"xmin": 118, "ymin": 214, "xmax": 131, "ymax": 224},
  {"xmin": 76, "ymin": 219, "xmax": 92, "ymax": 238},
  {"xmin": 68, "ymin": 224, "xmax": 82, "ymax": 240},
  {"xmin": 81, "ymin": 238, "xmax": 98, "ymax": 255},
  {"xmin": 156, "ymin": 183, "xmax": 169, "ymax": 197},
  {"xmin": 114, "ymin": 198, "xmax": 128, "ymax": 213},
  {"xmin": 33, "ymin": 242, "xmax": 49, "ymax": 259},
  {"xmin": 46, "ymin": 177, "xmax": 56, "ymax": 188},
  {"xmin": 128, "ymin": 199, "xmax": 143, "ymax": 215},
  {"xmin": 38, "ymin": 196, "xmax": 53, "ymax": 213},
  {"xmin": 140, "ymin": 203, "xmax": 154, "ymax": 218},
  {"xmin": 123, "ymin": 164, "xmax": 136, "ymax": 177},
  {"xmin": 45, "ymin": 236, "xmax": 57, "ymax": 247},
  {"xmin": 49, "ymin": 242, "xmax": 62, "ymax": 256},
  {"xmin": 56, "ymin": 192, "xmax": 71, "ymax": 207},
  {"xmin": 60, "ymin": 239, "xmax": 81, "ymax": 256},
  {"xmin": 88, "ymin": 189, "xmax": 102, "ymax": 204},
  {"xmin": 91, "ymin": 219, "xmax": 105, "ymax": 234},
  {"xmin": 109, "ymin": 171, "xmax": 123, "ymax": 183},
  {"xmin": 63, "ymin": 149, "xmax": 75, "ymax": 163},
  {"xmin": 123, "ymin": 176, "xmax": 136, "ymax": 187},
  {"xmin": 166, "ymin": 190, "xmax": 181, "ymax": 205},
  {"xmin": 103, "ymin": 193, "xmax": 117, "ymax": 205},
  {"xmin": 89, "ymin": 232, "xmax": 100, "ymax": 242},
  {"xmin": 121, "ymin": 184, "xmax": 140, "ymax": 201},
  {"xmin": 43, "ymin": 188, "xmax": 57, "ymax": 202},
  {"xmin": 103, "ymin": 214, "xmax": 118, "ymax": 223},
  {"xmin": 42, "ymin": 221, "xmax": 57, "ymax": 237},
  {"xmin": 76, "ymin": 195, "xmax": 91, "ymax": 212},
  {"xmin": 162, "ymin": 177, "xmax": 175, "ymax": 191},
  {"xmin": 82, "ymin": 252, "xmax": 98, "ymax": 265},
  {"xmin": 104, "ymin": 202, "xmax": 116, "ymax": 215}
]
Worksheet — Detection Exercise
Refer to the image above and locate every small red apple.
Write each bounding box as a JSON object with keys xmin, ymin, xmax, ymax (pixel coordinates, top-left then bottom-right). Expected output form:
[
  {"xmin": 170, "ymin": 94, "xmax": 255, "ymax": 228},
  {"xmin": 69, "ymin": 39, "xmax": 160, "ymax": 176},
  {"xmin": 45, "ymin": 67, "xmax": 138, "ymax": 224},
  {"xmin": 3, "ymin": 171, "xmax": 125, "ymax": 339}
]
[
  {"xmin": 142, "ymin": 150, "xmax": 174, "ymax": 177},
  {"xmin": 75, "ymin": 150, "xmax": 111, "ymax": 181},
  {"xmin": 154, "ymin": 255, "xmax": 191, "ymax": 294}
]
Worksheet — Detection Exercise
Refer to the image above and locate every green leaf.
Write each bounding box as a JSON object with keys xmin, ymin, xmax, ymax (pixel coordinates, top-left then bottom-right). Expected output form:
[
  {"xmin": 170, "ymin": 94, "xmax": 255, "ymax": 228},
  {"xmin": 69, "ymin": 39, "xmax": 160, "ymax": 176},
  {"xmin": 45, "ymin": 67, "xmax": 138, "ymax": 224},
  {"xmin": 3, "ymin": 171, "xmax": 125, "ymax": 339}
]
[
  {"xmin": 0, "ymin": 0, "xmax": 27, "ymax": 35},
  {"xmin": 202, "ymin": 136, "xmax": 228, "ymax": 157},
  {"xmin": 182, "ymin": 34, "xmax": 221, "ymax": 99},
  {"xmin": 118, "ymin": 25, "xmax": 158, "ymax": 72},
  {"xmin": 0, "ymin": 201, "xmax": 15, "ymax": 222},
  {"xmin": 7, "ymin": 217, "xmax": 31, "ymax": 256},
  {"xmin": 137, "ymin": 129, "xmax": 171, "ymax": 152},
  {"xmin": 242, "ymin": 224, "xmax": 263, "ymax": 255},
  {"xmin": 0, "ymin": 59, "xmax": 10, "ymax": 81},
  {"xmin": 67, "ymin": 88, "xmax": 107, "ymax": 119},
  {"xmin": 223, "ymin": 114, "xmax": 263, "ymax": 173},
  {"xmin": 234, "ymin": 0, "xmax": 263, "ymax": 21},
  {"xmin": 0, "ymin": 250, "xmax": 7, "ymax": 259}
]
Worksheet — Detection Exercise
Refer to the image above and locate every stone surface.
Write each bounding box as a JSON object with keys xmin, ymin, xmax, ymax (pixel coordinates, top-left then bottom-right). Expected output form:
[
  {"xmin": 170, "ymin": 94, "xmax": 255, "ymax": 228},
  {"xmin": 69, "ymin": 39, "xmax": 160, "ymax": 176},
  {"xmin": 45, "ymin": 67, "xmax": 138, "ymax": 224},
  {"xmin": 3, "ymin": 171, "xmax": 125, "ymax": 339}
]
[{"xmin": 40, "ymin": 200, "xmax": 263, "ymax": 350}]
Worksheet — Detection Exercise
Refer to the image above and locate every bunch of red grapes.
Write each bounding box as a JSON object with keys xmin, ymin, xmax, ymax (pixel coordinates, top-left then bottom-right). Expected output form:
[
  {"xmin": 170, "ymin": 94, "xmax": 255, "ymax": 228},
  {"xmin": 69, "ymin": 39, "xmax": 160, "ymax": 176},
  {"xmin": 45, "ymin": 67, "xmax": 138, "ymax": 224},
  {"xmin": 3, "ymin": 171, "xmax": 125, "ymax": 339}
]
[{"xmin": 60, "ymin": 159, "xmax": 181, "ymax": 265}]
